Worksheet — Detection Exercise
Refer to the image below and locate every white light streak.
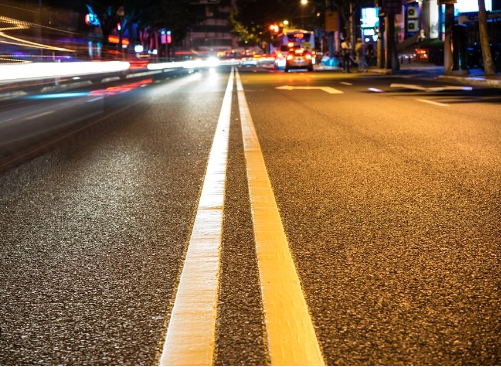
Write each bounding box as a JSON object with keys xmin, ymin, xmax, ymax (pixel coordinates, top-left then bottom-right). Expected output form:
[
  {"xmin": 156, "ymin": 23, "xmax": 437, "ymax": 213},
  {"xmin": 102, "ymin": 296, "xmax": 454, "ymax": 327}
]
[{"xmin": 0, "ymin": 61, "xmax": 130, "ymax": 83}]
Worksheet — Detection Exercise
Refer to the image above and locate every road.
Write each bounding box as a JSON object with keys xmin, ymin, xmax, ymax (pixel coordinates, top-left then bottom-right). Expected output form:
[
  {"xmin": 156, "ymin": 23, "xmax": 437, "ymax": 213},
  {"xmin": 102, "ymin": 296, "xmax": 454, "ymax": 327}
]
[{"xmin": 0, "ymin": 66, "xmax": 500, "ymax": 365}]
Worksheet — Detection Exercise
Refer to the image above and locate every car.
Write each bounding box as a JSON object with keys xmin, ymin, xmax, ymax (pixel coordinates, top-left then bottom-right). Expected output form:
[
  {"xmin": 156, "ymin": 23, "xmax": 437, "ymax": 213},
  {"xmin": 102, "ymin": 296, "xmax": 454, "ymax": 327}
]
[
  {"xmin": 241, "ymin": 56, "xmax": 258, "ymax": 67},
  {"xmin": 285, "ymin": 48, "xmax": 314, "ymax": 72}
]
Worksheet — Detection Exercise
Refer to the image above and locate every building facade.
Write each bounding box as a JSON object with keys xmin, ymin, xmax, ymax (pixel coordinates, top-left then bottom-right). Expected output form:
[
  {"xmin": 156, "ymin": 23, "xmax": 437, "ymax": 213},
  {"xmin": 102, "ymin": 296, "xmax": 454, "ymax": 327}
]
[{"xmin": 181, "ymin": 0, "xmax": 238, "ymax": 53}]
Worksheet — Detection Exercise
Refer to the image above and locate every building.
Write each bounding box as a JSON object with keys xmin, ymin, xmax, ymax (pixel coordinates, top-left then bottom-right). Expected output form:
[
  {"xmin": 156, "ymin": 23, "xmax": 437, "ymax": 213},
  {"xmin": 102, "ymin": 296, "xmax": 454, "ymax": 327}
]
[{"xmin": 181, "ymin": 0, "xmax": 238, "ymax": 53}]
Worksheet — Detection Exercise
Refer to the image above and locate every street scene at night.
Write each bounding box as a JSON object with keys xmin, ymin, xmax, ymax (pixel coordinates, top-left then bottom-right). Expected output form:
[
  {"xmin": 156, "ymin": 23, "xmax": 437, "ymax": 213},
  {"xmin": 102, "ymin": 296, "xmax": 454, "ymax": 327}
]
[{"xmin": 0, "ymin": 0, "xmax": 500, "ymax": 365}]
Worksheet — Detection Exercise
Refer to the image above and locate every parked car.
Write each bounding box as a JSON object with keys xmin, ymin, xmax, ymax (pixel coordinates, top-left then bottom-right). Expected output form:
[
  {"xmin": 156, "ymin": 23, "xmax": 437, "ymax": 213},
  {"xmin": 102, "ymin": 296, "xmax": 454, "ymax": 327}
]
[
  {"xmin": 415, "ymin": 40, "xmax": 444, "ymax": 66},
  {"xmin": 467, "ymin": 42, "xmax": 501, "ymax": 71}
]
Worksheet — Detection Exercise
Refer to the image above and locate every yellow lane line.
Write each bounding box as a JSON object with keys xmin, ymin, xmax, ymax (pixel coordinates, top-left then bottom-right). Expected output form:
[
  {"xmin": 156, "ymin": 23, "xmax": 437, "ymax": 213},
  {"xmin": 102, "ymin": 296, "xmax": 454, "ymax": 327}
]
[
  {"xmin": 159, "ymin": 68, "xmax": 234, "ymax": 366},
  {"xmin": 236, "ymin": 70, "xmax": 325, "ymax": 366}
]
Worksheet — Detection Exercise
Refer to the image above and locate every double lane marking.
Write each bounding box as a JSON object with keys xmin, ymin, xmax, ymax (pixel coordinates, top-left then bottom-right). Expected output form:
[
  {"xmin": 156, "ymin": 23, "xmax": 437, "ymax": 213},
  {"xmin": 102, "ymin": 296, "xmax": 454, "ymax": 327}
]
[
  {"xmin": 160, "ymin": 68, "xmax": 324, "ymax": 365},
  {"xmin": 237, "ymin": 70, "xmax": 325, "ymax": 366},
  {"xmin": 160, "ymin": 68, "xmax": 234, "ymax": 365}
]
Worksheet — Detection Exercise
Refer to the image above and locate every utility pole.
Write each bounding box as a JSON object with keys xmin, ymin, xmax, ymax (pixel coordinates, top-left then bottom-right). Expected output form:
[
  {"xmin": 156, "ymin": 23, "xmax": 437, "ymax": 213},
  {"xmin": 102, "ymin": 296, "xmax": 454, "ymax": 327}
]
[
  {"xmin": 385, "ymin": 12, "xmax": 399, "ymax": 71},
  {"xmin": 324, "ymin": 0, "xmax": 337, "ymax": 58},
  {"xmin": 376, "ymin": 0, "xmax": 385, "ymax": 68},
  {"xmin": 439, "ymin": 0, "xmax": 456, "ymax": 75}
]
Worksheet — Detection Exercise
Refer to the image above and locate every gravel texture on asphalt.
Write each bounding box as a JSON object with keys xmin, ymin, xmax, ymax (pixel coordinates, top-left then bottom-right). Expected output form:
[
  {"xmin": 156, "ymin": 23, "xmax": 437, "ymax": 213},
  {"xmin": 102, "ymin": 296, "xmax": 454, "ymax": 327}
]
[
  {"xmin": 0, "ymin": 71, "xmax": 227, "ymax": 365},
  {"xmin": 239, "ymin": 70, "xmax": 501, "ymax": 365}
]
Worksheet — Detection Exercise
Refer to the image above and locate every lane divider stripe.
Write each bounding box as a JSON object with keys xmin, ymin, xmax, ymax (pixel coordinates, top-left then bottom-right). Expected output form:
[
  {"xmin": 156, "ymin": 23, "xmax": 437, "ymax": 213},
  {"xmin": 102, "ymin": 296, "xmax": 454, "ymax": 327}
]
[
  {"xmin": 415, "ymin": 98, "xmax": 449, "ymax": 107},
  {"xmin": 159, "ymin": 68, "xmax": 234, "ymax": 366},
  {"xmin": 236, "ymin": 69, "xmax": 325, "ymax": 366}
]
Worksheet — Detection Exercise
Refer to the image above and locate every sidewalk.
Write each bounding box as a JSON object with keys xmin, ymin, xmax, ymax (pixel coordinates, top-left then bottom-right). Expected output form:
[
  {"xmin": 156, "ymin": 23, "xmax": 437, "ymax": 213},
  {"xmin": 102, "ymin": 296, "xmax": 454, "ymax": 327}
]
[{"xmin": 368, "ymin": 61, "xmax": 501, "ymax": 88}]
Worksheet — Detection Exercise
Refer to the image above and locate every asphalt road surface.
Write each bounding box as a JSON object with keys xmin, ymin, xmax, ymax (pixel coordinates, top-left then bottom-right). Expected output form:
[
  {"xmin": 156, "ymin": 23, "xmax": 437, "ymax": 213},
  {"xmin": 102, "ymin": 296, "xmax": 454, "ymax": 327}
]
[{"xmin": 0, "ymin": 66, "xmax": 500, "ymax": 365}]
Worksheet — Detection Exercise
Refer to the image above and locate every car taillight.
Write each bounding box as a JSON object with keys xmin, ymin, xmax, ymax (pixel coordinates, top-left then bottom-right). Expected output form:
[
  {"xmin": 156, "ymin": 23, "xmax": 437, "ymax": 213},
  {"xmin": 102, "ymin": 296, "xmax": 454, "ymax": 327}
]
[
  {"xmin": 305, "ymin": 54, "xmax": 312, "ymax": 60},
  {"xmin": 287, "ymin": 55, "xmax": 293, "ymax": 60}
]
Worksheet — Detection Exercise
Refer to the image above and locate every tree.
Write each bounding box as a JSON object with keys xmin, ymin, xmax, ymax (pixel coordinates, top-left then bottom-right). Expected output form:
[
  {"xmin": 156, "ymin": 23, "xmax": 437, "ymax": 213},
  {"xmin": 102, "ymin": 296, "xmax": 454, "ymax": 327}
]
[
  {"xmin": 478, "ymin": 0, "xmax": 496, "ymax": 76},
  {"xmin": 230, "ymin": 0, "xmax": 310, "ymax": 45},
  {"xmin": 99, "ymin": 0, "xmax": 205, "ymax": 48}
]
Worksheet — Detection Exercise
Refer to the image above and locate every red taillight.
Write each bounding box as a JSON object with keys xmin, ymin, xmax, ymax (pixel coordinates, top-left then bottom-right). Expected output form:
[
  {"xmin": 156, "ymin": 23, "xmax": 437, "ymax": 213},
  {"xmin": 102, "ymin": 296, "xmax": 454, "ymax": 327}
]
[
  {"xmin": 305, "ymin": 54, "xmax": 312, "ymax": 60},
  {"xmin": 287, "ymin": 55, "xmax": 293, "ymax": 60}
]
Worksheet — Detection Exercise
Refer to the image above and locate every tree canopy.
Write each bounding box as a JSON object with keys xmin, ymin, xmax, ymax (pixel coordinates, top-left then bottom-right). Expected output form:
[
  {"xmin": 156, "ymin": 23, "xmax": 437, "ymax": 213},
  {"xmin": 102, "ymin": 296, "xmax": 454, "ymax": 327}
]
[{"xmin": 94, "ymin": 0, "xmax": 205, "ymax": 42}]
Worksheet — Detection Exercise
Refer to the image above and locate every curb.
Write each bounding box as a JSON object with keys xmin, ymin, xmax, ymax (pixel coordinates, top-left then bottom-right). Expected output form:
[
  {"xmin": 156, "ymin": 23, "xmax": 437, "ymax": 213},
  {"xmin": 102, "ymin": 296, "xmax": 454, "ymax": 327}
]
[
  {"xmin": 438, "ymin": 75, "xmax": 501, "ymax": 88},
  {"xmin": 367, "ymin": 68, "xmax": 393, "ymax": 75}
]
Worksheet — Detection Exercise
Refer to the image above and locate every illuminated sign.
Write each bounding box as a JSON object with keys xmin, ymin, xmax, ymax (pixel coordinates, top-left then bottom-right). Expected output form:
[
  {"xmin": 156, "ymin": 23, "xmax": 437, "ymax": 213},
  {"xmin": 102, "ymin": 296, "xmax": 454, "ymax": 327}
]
[
  {"xmin": 293, "ymin": 33, "xmax": 304, "ymax": 39},
  {"xmin": 85, "ymin": 13, "xmax": 100, "ymax": 26},
  {"xmin": 84, "ymin": 5, "xmax": 101, "ymax": 26},
  {"xmin": 455, "ymin": 0, "xmax": 491, "ymax": 12},
  {"xmin": 361, "ymin": 7, "xmax": 378, "ymax": 28}
]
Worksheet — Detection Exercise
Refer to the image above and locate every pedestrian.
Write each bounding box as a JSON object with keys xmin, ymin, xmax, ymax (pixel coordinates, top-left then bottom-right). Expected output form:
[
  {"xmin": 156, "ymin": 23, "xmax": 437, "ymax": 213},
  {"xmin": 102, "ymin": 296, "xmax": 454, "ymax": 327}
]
[
  {"xmin": 341, "ymin": 38, "xmax": 352, "ymax": 73},
  {"xmin": 355, "ymin": 38, "xmax": 366, "ymax": 72}
]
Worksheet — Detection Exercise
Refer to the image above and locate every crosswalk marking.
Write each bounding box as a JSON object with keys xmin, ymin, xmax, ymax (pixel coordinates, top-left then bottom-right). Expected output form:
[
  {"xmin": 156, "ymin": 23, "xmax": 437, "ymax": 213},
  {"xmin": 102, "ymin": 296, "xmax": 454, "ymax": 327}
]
[
  {"xmin": 236, "ymin": 69, "xmax": 325, "ymax": 366},
  {"xmin": 159, "ymin": 68, "xmax": 234, "ymax": 366}
]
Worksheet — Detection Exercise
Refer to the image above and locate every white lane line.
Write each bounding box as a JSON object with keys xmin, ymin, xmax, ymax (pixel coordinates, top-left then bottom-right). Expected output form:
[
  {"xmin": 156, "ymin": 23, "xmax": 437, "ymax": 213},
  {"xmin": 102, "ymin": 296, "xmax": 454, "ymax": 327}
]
[
  {"xmin": 87, "ymin": 96, "xmax": 104, "ymax": 103},
  {"xmin": 426, "ymin": 86, "xmax": 473, "ymax": 92},
  {"xmin": 276, "ymin": 85, "xmax": 343, "ymax": 94},
  {"xmin": 159, "ymin": 68, "xmax": 234, "ymax": 366},
  {"xmin": 391, "ymin": 83, "xmax": 473, "ymax": 92},
  {"xmin": 25, "ymin": 110, "xmax": 54, "ymax": 120},
  {"xmin": 390, "ymin": 83, "xmax": 426, "ymax": 91},
  {"xmin": 236, "ymin": 69, "xmax": 325, "ymax": 366},
  {"xmin": 340, "ymin": 82, "xmax": 353, "ymax": 86},
  {"xmin": 368, "ymin": 88, "xmax": 384, "ymax": 93},
  {"xmin": 415, "ymin": 98, "xmax": 449, "ymax": 107}
]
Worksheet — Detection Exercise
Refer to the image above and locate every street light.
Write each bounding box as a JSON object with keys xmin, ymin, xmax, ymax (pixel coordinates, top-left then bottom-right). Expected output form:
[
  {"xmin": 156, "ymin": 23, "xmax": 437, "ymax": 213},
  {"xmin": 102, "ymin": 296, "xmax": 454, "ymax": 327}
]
[{"xmin": 283, "ymin": 20, "xmax": 289, "ymax": 25}]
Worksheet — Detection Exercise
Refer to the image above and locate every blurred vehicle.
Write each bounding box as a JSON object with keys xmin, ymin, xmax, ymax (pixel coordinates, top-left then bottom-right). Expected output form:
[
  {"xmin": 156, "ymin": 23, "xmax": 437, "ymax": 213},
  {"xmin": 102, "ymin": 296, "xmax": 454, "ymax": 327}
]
[
  {"xmin": 415, "ymin": 39, "xmax": 501, "ymax": 70},
  {"xmin": 415, "ymin": 40, "xmax": 444, "ymax": 65},
  {"xmin": 271, "ymin": 29, "xmax": 316, "ymax": 70},
  {"xmin": 285, "ymin": 48, "xmax": 313, "ymax": 72},
  {"xmin": 467, "ymin": 43, "xmax": 501, "ymax": 71},
  {"xmin": 241, "ymin": 56, "xmax": 258, "ymax": 67}
]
